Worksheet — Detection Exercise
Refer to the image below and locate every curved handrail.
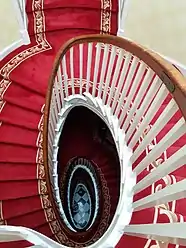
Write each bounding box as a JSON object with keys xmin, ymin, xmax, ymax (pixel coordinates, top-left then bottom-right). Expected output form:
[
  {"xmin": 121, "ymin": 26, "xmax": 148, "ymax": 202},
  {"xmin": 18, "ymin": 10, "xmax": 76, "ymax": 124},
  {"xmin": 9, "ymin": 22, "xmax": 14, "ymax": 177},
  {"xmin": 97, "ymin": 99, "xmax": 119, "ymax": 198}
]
[
  {"xmin": 43, "ymin": 34, "xmax": 186, "ymax": 245},
  {"xmin": 46, "ymin": 34, "xmax": 186, "ymax": 119}
]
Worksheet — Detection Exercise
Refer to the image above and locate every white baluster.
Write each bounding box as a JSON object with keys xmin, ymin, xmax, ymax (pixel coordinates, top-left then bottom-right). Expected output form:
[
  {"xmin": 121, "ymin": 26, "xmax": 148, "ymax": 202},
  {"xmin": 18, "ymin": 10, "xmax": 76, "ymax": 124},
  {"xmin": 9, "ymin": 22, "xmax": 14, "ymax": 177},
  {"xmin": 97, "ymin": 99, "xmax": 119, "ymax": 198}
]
[
  {"xmin": 133, "ymin": 118, "xmax": 186, "ymax": 176},
  {"xmin": 70, "ymin": 47, "xmax": 75, "ymax": 95},
  {"xmin": 129, "ymin": 84, "xmax": 169, "ymax": 149},
  {"xmin": 54, "ymin": 77, "xmax": 61, "ymax": 112},
  {"xmin": 115, "ymin": 56, "xmax": 140, "ymax": 117},
  {"xmin": 131, "ymin": 99, "xmax": 179, "ymax": 163},
  {"xmin": 126, "ymin": 76, "xmax": 162, "ymax": 143},
  {"xmin": 51, "ymin": 93, "xmax": 58, "ymax": 123},
  {"xmin": 57, "ymin": 64, "xmax": 64, "ymax": 106},
  {"xmin": 122, "ymin": 69, "xmax": 155, "ymax": 131},
  {"xmin": 107, "ymin": 48, "xmax": 124, "ymax": 106},
  {"xmin": 92, "ymin": 43, "xmax": 101, "ymax": 97},
  {"xmin": 62, "ymin": 55, "xmax": 68, "ymax": 97},
  {"xmin": 134, "ymin": 145, "xmax": 186, "ymax": 194},
  {"xmin": 119, "ymin": 61, "xmax": 147, "ymax": 126},
  {"xmin": 86, "ymin": 42, "xmax": 93, "ymax": 93},
  {"xmin": 49, "ymin": 118, "xmax": 55, "ymax": 138},
  {"xmin": 111, "ymin": 52, "xmax": 132, "ymax": 112},
  {"xmin": 79, "ymin": 43, "xmax": 83, "ymax": 95},
  {"xmin": 98, "ymin": 44, "xmax": 109, "ymax": 98},
  {"xmin": 133, "ymin": 179, "xmax": 186, "ymax": 212},
  {"xmin": 103, "ymin": 45, "xmax": 117, "ymax": 104},
  {"xmin": 125, "ymin": 223, "xmax": 186, "ymax": 246},
  {"xmin": 48, "ymin": 127, "xmax": 53, "ymax": 149}
]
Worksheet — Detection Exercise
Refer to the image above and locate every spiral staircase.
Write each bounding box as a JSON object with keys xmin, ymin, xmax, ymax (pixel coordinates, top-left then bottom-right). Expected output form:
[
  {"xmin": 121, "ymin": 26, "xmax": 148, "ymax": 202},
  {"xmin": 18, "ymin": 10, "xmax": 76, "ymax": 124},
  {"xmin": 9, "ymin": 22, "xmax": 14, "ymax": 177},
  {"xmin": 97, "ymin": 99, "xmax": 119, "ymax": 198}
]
[{"xmin": 0, "ymin": 0, "xmax": 186, "ymax": 247}]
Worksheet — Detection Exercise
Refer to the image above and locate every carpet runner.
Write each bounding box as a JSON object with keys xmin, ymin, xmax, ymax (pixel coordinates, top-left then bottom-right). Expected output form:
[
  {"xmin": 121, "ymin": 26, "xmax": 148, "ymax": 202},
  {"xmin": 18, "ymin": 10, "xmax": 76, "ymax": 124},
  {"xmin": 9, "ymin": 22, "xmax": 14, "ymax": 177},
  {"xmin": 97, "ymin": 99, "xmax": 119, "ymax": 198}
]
[{"xmin": 0, "ymin": 0, "xmax": 118, "ymax": 247}]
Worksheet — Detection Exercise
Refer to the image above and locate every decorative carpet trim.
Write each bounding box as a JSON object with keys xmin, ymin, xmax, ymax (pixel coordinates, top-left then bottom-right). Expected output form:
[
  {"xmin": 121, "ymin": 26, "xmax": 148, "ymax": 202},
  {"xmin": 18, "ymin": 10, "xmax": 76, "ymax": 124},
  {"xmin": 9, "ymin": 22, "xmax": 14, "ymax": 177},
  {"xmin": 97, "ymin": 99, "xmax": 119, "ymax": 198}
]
[{"xmin": 0, "ymin": 0, "xmax": 113, "ymax": 244}]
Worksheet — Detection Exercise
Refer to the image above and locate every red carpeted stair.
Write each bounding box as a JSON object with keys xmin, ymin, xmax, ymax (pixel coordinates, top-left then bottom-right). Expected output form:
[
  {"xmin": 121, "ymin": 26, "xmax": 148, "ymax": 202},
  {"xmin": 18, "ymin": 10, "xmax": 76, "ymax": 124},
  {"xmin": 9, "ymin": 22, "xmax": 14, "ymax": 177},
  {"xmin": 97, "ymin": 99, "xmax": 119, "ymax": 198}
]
[
  {"xmin": 0, "ymin": 0, "xmax": 186, "ymax": 247},
  {"xmin": 0, "ymin": 0, "xmax": 118, "ymax": 247}
]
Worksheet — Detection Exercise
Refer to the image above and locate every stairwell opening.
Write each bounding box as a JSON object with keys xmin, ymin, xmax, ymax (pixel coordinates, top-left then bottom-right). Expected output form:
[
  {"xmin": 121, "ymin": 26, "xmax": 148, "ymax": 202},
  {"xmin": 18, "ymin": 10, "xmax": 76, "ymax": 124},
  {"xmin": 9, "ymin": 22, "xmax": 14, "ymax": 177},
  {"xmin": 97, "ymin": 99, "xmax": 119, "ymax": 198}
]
[{"xmin": 56, "ymin": 106, "xmax": 120, "ymax": 244}]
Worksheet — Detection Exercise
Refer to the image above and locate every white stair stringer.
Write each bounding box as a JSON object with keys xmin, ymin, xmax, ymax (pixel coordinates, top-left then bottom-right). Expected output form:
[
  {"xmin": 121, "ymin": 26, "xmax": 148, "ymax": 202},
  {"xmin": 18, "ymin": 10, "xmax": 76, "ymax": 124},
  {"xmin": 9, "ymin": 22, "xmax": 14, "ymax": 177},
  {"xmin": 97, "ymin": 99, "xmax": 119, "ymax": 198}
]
[
  {"xmin": 48, "ymin": 93, "xmax": 135, "ymax": 248},
  {"xmin": 83, "ymin": 92, "xmax": 98, "ymax": 108}
]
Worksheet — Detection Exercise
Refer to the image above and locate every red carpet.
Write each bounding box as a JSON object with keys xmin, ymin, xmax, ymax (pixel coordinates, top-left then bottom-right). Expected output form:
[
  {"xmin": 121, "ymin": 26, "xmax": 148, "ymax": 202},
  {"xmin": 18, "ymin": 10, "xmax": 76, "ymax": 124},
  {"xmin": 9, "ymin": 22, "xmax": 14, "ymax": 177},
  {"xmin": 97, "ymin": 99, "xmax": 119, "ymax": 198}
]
[{"xmin": 0, "ymin": 0, "xmax": 186, "ymax": 247}]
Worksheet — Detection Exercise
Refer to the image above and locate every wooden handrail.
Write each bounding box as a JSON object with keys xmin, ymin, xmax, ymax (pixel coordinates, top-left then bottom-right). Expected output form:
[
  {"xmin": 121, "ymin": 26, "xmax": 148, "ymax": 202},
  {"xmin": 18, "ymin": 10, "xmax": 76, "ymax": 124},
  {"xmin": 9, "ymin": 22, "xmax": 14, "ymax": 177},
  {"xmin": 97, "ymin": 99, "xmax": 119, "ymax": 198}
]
[
  {"xmin": 43, "ymin": 34, "xmax": 186, "ymax": 244},
  {"xmin": 46, "ymin": 34, "xmax": 186, "ymax": 121}
]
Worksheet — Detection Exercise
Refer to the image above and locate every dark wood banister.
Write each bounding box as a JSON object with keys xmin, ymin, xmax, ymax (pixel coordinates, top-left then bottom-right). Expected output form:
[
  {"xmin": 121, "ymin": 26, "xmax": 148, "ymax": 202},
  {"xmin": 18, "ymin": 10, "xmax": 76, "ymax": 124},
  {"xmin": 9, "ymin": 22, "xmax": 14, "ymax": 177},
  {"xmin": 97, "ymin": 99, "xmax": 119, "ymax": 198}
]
[{"xmin": 43, "ymin": 34, "xmax": 186, "ymax": 240}]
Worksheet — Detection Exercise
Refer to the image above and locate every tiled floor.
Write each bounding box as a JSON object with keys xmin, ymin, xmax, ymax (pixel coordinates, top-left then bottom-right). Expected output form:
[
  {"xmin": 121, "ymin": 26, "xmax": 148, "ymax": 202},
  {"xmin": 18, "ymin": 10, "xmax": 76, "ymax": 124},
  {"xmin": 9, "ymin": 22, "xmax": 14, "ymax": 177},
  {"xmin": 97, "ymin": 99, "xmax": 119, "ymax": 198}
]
[{"xmin": 72, "ymin": 184, "xmax": 91, "ymax": 230}]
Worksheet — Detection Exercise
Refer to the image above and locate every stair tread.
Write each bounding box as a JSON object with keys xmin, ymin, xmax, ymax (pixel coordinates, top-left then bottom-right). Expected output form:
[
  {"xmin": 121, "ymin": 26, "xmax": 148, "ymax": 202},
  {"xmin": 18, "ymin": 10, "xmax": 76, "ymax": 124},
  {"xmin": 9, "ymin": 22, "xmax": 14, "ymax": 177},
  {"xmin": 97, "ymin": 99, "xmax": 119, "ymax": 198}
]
[
  {"xmin": 0, "ymin": 179, "xmax": 46, "ymax": 200},
  {"xmin": 27, "ymin": 8, "xmax": 117, "ymax": 35},
  {"xmin": 3, "ymin": 195, "xmax": 48, "ymax": 220},
  {"xmin": 3, "ymin": 82, "xmax": 45, "ymax": 113},
  {"xmin": 7, "ymin": 209, "xmax": 50, "ymax": 229},
  {"xmin": 0, "ymin": 162, "xmax": 43, "ymax": 181},
  {"xmin": 0, "ymin": 123, "xmax": 39, "ymax": 147},
  {"xmin": 35, "ymin": 222, "xmax": 55, "ymax": 238},
  {"xmin": 0, "ymin": 144, "xmax": 39, "ymax": 163},
  {"xmin": 0, "ymin": 103, "xmax": 42, "ymax": 130}
]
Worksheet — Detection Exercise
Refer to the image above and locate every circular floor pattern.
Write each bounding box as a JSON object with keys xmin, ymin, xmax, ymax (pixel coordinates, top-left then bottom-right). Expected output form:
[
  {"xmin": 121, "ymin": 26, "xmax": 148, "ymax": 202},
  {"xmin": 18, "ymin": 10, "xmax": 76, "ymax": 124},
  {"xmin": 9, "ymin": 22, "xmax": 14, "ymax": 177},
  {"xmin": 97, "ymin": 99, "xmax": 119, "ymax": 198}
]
[
  {"xmin": 60, "ymin": 158, "xmax": 100, "ymax": 232},
  {"xmin": 71, "ymin": 183, "xmax": 92, "ymax": 230}
]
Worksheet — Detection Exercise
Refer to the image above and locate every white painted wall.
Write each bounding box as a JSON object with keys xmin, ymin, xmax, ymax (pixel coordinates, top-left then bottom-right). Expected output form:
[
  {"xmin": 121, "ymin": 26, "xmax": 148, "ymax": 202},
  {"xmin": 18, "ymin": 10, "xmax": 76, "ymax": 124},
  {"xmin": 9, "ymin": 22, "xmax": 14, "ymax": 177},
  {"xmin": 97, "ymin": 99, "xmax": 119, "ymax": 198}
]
[
  {"xmin": 123, "ymin": 0, "xmax": 186, "ymax": 65},
  {"xmin": 0, "ymin": 0, "xmax": 20, "ymax": 51},
  {"xmin": 0, "ymin": 0, "xmax": 29, "ymax": 60}
]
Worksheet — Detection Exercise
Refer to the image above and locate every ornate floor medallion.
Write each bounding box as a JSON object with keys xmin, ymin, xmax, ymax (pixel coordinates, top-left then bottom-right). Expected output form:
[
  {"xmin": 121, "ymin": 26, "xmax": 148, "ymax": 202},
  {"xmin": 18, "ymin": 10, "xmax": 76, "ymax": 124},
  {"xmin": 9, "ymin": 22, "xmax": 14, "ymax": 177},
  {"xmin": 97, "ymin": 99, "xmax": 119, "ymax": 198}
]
[
  {"xmin": 60, "ymin": 158, "xmax": 100, "ymax": 232},
  {"xmin": 71, "ymin": 183, "xmax": 92, "ymax": 230}
]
